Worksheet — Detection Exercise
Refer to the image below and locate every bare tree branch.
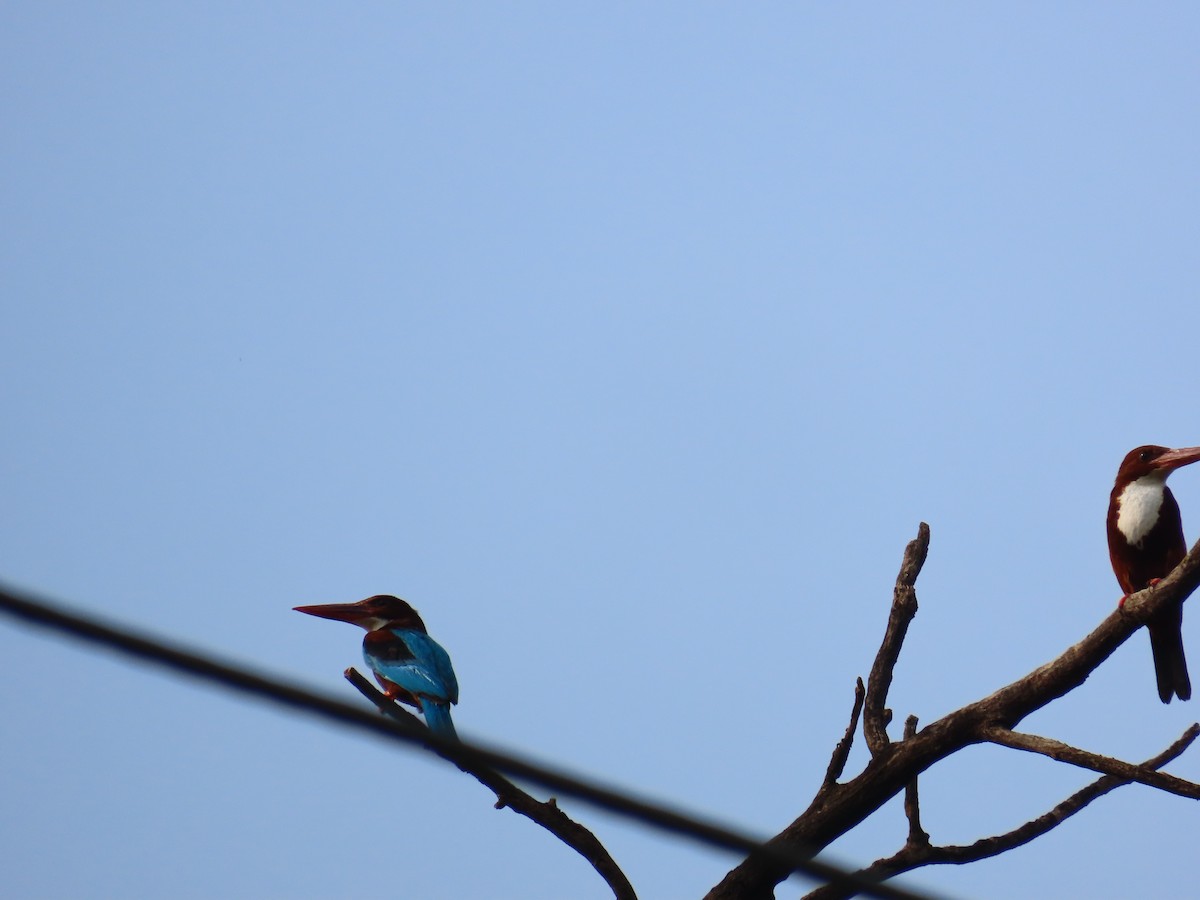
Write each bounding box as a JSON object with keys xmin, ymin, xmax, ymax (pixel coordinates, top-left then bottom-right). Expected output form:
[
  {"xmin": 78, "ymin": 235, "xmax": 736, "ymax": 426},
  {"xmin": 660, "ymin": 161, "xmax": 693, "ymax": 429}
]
[
  {"xmin": 864, "ymin": 524, "xmax": 929, "ymax": 756},
  {"xmin": 705, "ymin": 527, "xmax": 1200, "ymax": 900},
  {"xmin": 932, "ymin": 724, "xmax": 1200, "ymax": 861},
  {"xmin": 344, "ymin": 669, "xmax": 639, "ymax": 900},
  {"xmin": 802, "ymin": 725, "xmax": 1200, "ymax": 900},
  {"xmin": 981, "ymin": 725, "xmax": 1200, "ymax": 799}
]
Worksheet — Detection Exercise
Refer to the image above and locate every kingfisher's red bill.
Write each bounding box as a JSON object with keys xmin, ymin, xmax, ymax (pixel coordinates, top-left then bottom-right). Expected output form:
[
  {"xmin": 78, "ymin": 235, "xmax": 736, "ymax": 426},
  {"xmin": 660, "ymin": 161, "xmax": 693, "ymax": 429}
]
[{"xmin": 294, "ymin": 595, "xmax": 424, "ymax": 630}]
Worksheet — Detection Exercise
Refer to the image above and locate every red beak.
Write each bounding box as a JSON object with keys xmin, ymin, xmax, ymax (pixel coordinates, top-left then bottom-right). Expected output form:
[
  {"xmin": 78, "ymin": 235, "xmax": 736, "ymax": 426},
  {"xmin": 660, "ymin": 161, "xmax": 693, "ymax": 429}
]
[
  {"xmin": 1152, "ymin": 446, "xmax": 1200, "ymax": 473},
  {"xmin": 293, "ymin": 603, "xmax": 368, "ymax": 624}
]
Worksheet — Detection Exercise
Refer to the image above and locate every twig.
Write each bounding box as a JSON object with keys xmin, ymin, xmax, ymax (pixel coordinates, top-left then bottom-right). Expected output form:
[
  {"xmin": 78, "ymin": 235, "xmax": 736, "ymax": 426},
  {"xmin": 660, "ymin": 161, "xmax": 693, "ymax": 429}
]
[
  {"xmin": 864, "ymin": 524, "xmax": 930, "ymax": 756},
  {"xmin": 931, "ymin": 724, "xmax": 1200, "ymax": 860},
  {"xmin": 981, "ymin": 725, "xmax": 1200, "ymax": 799},
  {"xmin": 817, "ymin": 679, "xmax": 867, "ymax": 803},
  {"xmin": 344, "ymin": 669, "xmax": 639, "ymax": 900},
  {"xmin": 901, "ymin": 716, "xmax": 928, "ymax": 848}
]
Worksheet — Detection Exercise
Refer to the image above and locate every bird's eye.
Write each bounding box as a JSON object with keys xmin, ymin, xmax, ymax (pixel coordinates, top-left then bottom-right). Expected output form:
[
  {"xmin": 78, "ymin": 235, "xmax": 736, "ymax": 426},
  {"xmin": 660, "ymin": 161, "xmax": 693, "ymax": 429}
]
[{"xmin": 1140, "ymin": 449, "xmax": 1152, "ymax": 462}]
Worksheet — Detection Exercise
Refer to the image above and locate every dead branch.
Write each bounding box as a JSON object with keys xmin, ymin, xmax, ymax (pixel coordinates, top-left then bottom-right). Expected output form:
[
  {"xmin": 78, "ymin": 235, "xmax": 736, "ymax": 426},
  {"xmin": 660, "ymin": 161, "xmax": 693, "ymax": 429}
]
[
  {"xmin": 816, "ymin": 679, "xmax": 867, "ymax": 805},
  {"xmin": 344, "ymin": 668, "xmax": 638, "ymax": 900},
  {"xmin": 802, "ymin": 725, "xmax": 1200, "ymax": 900},
  {"xmin": 705, "ymin": 525, "xmax": 1200, "ymax": 900},
  {"xmin": 981, "ymin": 725, "xmax": 1200, "ymax": 799},
  {"xmin": 900, "ymin": 716, "xmax": 928, "ymax": 848}
]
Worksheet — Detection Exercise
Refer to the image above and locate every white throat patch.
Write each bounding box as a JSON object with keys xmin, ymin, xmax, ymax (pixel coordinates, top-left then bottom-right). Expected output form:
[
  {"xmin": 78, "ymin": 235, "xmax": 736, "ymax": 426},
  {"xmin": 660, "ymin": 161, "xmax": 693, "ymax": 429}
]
[{"xmin": 1116, "ymin": 476, "xmax": 1166, "ymax": 547}]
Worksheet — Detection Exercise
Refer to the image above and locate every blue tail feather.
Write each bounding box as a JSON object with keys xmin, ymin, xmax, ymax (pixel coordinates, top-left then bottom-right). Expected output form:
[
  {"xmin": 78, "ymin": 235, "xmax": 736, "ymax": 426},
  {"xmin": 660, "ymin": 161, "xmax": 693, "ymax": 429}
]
[{"xmin": 419, "ymin": 697, "xmax": 457, "ymax": 739}]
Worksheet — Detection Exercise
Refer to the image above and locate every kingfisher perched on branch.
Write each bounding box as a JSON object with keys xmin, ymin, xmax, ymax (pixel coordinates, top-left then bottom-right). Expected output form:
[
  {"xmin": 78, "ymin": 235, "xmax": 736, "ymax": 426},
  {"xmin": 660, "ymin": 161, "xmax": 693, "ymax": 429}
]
[
  {"xmin": 294, "ymin": 594, "xmax": 460, "ymax": 737},
  {"xmin": 1107, "ymin": 445, "xmax": 1200, "ymax": 703}
]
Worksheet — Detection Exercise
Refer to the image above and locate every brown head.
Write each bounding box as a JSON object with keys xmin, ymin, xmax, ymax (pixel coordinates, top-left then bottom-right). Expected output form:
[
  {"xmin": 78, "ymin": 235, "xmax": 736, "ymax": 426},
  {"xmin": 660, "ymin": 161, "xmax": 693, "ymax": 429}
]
[{"xmin": 1113, "ymin": 445, "xmax": 1200, "ymax": 490}]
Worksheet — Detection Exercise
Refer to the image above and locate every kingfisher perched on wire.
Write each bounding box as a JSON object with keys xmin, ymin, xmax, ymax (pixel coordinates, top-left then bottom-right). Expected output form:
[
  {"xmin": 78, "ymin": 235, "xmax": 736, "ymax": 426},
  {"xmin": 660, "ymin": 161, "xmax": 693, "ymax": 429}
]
[{"xmin": 294, "ymin": 594, "xmax": 460, "ymax": 737}]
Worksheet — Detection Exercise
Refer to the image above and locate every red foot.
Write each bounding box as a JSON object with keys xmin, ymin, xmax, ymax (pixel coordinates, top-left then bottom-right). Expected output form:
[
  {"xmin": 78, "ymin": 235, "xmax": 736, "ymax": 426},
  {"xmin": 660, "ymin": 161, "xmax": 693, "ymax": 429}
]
[{"xmin": 1119, "ymin": 578, "xmax": 1163, "ymax": 610}]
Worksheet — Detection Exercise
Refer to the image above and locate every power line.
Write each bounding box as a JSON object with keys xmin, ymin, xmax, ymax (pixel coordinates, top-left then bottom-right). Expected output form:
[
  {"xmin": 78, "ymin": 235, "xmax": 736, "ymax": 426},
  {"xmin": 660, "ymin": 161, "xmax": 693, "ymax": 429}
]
[{"xmin": 0, "ymin": 581, "xmax": 938, "ymax": 900}]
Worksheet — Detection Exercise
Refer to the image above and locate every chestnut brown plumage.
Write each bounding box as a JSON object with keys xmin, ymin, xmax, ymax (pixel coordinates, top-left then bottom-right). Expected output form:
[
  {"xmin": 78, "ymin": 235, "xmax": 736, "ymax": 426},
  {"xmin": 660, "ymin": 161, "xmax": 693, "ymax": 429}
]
[{"xmin": 1107, "ymin": 445, "xmax": 1200, "ymax": 702}]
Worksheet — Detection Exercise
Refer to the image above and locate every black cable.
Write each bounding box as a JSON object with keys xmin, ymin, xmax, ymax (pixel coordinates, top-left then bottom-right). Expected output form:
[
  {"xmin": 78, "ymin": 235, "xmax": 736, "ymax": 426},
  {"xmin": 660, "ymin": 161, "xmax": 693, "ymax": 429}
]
[{"xmin": 0, "ymin": 581, "xmax": 937, "ymax": 900}]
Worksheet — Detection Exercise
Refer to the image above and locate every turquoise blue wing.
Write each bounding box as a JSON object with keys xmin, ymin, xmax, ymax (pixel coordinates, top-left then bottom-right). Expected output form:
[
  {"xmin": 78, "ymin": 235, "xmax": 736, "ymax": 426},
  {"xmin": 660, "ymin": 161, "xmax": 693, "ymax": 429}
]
[{"xmin": 364, "ymin": 628, "xmax": 458, "ymax": 704}]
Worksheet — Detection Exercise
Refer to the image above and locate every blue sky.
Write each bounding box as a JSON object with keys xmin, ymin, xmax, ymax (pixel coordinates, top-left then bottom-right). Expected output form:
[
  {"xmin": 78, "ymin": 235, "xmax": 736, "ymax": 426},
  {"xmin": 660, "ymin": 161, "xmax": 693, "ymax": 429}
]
[{"xmin": 3, "ymin": 5, "xmax": 1200, "ymax": 899}]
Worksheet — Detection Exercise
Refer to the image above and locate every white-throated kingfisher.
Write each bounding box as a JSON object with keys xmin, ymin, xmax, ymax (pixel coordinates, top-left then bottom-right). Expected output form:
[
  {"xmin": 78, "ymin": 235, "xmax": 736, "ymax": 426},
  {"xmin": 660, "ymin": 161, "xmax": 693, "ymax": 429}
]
[
  {"xmin": 295, "ymin": 594, "xmax": 460, "ymax": 736},
  {"xmin": 1107, "ymin": 444, "xmax": 1200, "ymax": 703}
]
